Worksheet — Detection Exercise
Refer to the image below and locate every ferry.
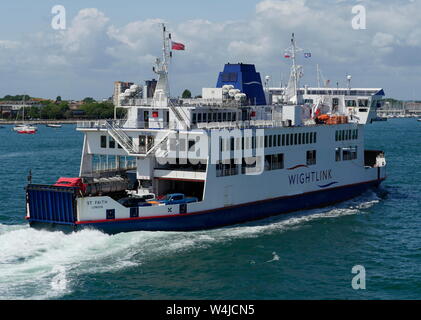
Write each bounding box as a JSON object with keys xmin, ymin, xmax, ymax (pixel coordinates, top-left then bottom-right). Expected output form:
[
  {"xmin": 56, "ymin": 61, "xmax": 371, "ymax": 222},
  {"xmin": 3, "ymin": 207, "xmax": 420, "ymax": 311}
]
[{"xmin": 25, "ymin": 27, "xmax": 386, "ymax": 234}]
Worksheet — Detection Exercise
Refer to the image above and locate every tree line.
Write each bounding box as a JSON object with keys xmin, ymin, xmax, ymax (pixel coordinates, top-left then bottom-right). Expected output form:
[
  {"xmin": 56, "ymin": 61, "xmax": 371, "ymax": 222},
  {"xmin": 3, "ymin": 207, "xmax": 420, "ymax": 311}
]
[{"xmin": 1, "ymin": 96, "xmax": 125, "ymax": 120}]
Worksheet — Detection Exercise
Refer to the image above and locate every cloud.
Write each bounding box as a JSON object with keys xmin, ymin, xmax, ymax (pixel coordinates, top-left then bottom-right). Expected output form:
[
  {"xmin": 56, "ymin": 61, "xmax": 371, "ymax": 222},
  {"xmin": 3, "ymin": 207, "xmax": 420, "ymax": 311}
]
[{"xmin": 1, "ymin": 0, "xmax": 421, "ymax": 99}]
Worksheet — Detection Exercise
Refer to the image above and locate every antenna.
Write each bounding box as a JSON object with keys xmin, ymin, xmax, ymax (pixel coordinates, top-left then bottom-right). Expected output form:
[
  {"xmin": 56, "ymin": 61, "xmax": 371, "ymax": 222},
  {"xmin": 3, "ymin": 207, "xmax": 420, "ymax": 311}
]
[{"xmin": 316, "ymin": 64, "xmax": 321, "ymax": 88}]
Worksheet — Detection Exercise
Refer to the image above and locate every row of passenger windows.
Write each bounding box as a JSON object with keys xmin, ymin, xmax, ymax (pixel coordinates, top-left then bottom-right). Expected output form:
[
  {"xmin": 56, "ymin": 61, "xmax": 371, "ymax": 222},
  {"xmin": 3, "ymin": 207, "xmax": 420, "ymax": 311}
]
[
  {"xmin": 335, "ymin": 146, "xmax": 358, "ymax": 161},
  {"xmin": 216, "ymin": 150, "xmax": 317, "ymax": 177},
  {"xmin": 192, "ymin": 111, "xmax": 238, "ymax": 124},
  {"xmin": 335, "ymin": 129, "xmax": 358, "ymax": 141},
  {"xmin": 220, "ymin": 132, "xmax": 317, "ymax": 152}
]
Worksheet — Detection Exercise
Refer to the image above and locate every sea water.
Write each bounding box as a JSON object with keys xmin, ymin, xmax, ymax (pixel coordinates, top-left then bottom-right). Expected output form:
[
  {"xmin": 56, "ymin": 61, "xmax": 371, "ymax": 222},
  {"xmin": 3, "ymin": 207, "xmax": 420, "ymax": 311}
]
[{"xmin": 0, "ymin": 119, "xmax": 420, "ymax": 299}]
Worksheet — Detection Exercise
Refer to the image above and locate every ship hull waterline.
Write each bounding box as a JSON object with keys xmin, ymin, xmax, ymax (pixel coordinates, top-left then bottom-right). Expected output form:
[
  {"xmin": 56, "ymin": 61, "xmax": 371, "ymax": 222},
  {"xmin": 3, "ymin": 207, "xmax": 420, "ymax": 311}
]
[{"xmin": 28, "ymin": 179, "xmax": 384, "ymax": 234}]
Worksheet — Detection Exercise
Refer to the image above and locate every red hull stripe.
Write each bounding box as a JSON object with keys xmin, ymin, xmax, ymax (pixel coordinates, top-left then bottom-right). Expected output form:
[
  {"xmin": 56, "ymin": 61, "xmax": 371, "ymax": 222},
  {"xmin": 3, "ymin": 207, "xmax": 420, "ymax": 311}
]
[{"xmin": 75, "ymin": 178, "xmax": 385, "ymax": 225}]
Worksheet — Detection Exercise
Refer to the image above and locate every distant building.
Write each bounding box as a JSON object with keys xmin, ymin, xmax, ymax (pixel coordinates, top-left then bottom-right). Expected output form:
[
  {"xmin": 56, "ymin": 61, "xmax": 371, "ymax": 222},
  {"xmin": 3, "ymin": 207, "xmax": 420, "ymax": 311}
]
[
  {"xmin": 68, "ymin": 100, "xmax": 84, "ymax": 110},
  {"xmin": 113, "ymin": 81, "xmax": 134, "ymax": 106},
  {"xmin": 0, "ymin": 99, "xmax": 43, "ymax": 118}
]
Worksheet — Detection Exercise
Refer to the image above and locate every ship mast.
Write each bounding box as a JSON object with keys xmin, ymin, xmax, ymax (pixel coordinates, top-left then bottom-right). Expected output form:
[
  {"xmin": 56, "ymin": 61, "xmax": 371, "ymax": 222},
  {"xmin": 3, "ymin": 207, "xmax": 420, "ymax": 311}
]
[
  {"xmin": 152, "ymin": 23, "xmax": 172, "ymax": 107},
  {"xmin": 284, "ymin": 33, "xmax": 303, "ymax": 104}
]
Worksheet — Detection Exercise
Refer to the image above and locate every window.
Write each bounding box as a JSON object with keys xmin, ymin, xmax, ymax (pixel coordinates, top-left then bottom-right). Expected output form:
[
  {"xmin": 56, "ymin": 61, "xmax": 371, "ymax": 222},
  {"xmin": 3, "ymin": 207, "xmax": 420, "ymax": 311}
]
[
  {"xmin": 335, "ymin": 147, "xmax": 341, "ymax": 161},
  {"xmin": 269, "ymin": 135, "xmax": 273, "ymax": 148},
  {"xmin": 101, "ymin": 135, "xmax": 107, "ymax": 148},
  {"xmin": 314, "ymin": 132, "xmax": 317, "ymax": 143},
  {"xmin": 282, "ymin": 134, "xmax": 285, "ymax": 146},
  {"xmin": 203, "ymin": 113, "xmax": 207, "ymax": 122},
  {"xmin": 358, "ymin": 99, "xmax": 368, "ymax": 107},
  {"xmin": 342, "ymin": 146, "xmax": 357, "ymax": 160},
  {"xmin": 216, "ymin": 159, "xmax": 238, "ymax": 177},
  {"xmin": 294, "ymin": 133, "xmax": 298, "ymax": 145},
  {"xmin": 188, "ymin": 139, "xmax": 195, "ymax": 151},
  {"xmin": 306, "ymin": 150, "xmax": 317, "ymax": 165},
  {"xmin": 265, "ymin": 153, "xmax": 284, "ymax": 171},
  {"xmin": 198, "ymin": 113, "xmax": 202, "ymax": 122},
  {"xmin": 192, "ymin": 113, "xmax": 197, "ymax": 123},
  {"xmin": 346, "ymin": 100, "xmax": 357, "ymax": 107},
  {"xmin": 109, "ymin": 137, "xmax": 115, "ymax": 149}
]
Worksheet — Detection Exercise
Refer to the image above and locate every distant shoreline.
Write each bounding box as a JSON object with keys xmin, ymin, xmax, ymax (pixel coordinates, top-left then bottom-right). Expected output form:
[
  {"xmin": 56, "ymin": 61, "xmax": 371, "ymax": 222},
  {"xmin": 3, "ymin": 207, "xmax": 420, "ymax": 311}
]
[{"xmin": 0, "ymin": 119, "xmax": 89, "ymax": 125}]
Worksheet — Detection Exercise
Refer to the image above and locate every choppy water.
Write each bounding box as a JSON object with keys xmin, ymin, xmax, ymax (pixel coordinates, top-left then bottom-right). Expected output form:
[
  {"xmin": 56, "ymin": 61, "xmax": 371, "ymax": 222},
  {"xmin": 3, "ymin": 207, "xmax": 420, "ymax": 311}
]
[{"xmin": 0, "ymin": 119, "xmax": 420, "ymax": 300}]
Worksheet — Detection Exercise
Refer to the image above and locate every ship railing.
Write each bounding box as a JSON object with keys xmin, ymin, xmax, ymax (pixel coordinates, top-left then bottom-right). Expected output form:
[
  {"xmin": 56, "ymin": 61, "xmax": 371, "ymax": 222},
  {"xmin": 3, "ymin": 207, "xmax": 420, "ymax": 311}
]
[
  {"xmin": 77, "ymin": 120, "xmax": 171, "ymax": 130},
  {"xmin": 168, "ymin": 100, "xmax": 191, "ymax": 130},
  {"xmin": 120, "ymin": 98, "xmax": 153, "ymax": 107},
  {"xmin": 195, "ymin": 120, "xmax": 285, "ymax": 130}
]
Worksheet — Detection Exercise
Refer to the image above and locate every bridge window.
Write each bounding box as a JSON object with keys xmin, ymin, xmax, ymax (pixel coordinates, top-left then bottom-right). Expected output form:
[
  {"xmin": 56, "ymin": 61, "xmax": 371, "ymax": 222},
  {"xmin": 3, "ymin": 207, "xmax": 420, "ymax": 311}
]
[{"xmin": 358, "ymin": 99, "xmax": 368, "ymax": 107}]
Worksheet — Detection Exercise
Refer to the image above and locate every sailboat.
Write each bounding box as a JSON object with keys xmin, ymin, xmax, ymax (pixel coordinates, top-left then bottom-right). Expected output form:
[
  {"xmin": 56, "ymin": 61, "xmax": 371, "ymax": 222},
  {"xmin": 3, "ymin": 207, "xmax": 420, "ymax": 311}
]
[{"xmin": 13, "ymin": 96, "xmax": 38, "ymax": 134}]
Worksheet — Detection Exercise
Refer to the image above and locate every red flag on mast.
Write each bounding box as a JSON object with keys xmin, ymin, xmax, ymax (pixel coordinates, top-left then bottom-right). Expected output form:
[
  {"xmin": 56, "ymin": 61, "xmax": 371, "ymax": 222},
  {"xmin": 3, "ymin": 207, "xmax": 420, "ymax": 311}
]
[{"xmin": 171, "ymin": 41, "xmax": 185, "ymax": 50}]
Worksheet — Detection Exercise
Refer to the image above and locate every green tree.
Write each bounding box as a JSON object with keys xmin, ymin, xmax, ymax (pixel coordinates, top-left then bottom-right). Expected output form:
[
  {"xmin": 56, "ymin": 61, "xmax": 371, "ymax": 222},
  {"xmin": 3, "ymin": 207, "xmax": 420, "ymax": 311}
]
[
  {"xmin": 27, "ymin": 106, "xmax": 40, "ymax": 119},
  {"xmin": 182, "ymin": 89, "xmax": 192, "ymax": 99},
  {"xmin": 83, "ymin": 97, "xmax": 96, "ymax": 104}
]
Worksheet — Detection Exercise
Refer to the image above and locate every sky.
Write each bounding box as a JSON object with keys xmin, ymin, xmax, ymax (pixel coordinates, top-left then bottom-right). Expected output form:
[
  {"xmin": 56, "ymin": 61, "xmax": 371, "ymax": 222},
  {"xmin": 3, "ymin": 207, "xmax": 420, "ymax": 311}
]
[{"xmin": 0, "ymin": 0, "xmax": 420, "ymax": 100}]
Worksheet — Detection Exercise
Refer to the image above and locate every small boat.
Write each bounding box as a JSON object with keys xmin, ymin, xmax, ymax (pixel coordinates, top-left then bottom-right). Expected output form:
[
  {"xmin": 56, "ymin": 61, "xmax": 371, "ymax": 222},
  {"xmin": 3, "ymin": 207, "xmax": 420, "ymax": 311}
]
[
  {"xmin": 14, "ymin": 96, "xmax": 38, "ymax": 133},
  {"xmin": 417, "ymin": 119, "xmax": 421, "ymax": 122},
  {"xmin": 46, "ymin": 124, "xmax": 62, "ymax": 128},
  {"xmin": 17, "ymin": 125, "xmax": 37, "ymax": 134}
]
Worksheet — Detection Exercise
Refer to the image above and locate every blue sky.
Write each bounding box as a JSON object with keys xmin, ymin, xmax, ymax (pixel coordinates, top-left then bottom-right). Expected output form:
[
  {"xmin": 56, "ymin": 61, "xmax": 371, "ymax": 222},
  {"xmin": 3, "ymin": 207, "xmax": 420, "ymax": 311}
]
[{"xmin": 1, "ymin": 0, "xmax": 420, "ymax": 100}]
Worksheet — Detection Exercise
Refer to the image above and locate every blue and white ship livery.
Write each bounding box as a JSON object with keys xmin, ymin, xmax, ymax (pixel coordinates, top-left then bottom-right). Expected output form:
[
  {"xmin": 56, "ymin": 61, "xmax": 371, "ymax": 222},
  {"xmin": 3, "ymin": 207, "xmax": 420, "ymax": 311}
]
[{"xmin": 26, "ymin": 27, "xmax": 386, "ymax": 234}]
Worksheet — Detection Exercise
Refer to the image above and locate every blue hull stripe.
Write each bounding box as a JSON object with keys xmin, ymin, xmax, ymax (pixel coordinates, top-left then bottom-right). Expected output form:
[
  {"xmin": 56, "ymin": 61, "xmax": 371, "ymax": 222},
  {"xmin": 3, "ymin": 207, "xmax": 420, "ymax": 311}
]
[{"xmin": 34, "ymin": 179, "xmax": 384, "ymax": 234}]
